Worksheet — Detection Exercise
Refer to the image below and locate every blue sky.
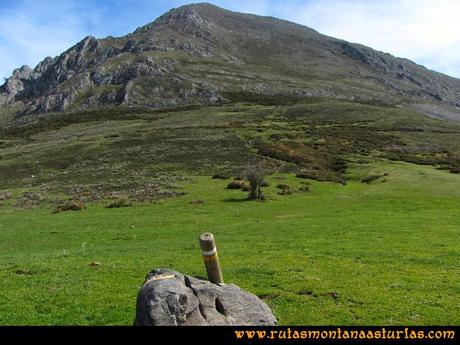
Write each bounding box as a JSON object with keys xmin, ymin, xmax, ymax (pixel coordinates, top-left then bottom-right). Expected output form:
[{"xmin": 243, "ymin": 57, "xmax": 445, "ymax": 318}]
[{"xmin": 1, "ymin": 0, "xmax": 459, "ymax": 80}]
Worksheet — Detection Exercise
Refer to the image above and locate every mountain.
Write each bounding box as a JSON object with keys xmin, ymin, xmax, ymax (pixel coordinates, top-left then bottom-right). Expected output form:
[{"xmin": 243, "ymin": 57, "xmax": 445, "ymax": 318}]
[{"xmin": 1, "ymin": 3, "xmax": 460, "ymax": 122}]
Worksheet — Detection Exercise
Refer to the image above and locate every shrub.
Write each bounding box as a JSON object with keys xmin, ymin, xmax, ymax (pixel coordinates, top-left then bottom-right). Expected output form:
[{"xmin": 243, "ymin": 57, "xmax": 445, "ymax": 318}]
[
  {"xmin": 331, "ymin": 159, "xmax": 348, "ymax": 173},
  {"xmin": 23, "ymin": 192, "xmax": 44, "ymax": 201},
  {"xmin": 0, "ymin": 192, "xmax": 12, "ymax": 201},
  {"xmin": 299, "ymin": 186, "xmax": 310, "ymax": 192},
  {"xmin": 436, "ymin": 166, "xmax": 450, "ymax": 171},
  {"xmin": 269, "ymin": 133, "xmax": 284, "ymax": 140},
  {"xmin": 276, "ymin": 184, "xmax": 292, "ymax": 195},
  {"xmin": 227, "ymin": 181, "xmax": 247, "ymax": 190},
  {"xmin": 276, "ymin": 184, "xmax": 290, "ymax": 189},
  {"xmin": 295, "ymin": 173, "xmax": 312, "ymax": 179},
  {"xmin": 106, "ymin": 199, "xmax": 132, "ymax": 208},
  {"xmin": 278, "ymin": 186, "xmax": 292, "ymax": 195},
  {"xmin": 212, "ymin": 173, "xmax": 230, "ymax": 180},
  {"xmin": 53, "ymin": 200, "xmax": 86, "ymax": 213}
]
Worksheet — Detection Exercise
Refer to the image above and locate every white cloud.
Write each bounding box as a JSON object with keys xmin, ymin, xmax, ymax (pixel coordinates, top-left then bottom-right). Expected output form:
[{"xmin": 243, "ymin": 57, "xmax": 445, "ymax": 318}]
[{"xmin": 0, "ymin": 0, "xmax": 104, "ymax": 81}]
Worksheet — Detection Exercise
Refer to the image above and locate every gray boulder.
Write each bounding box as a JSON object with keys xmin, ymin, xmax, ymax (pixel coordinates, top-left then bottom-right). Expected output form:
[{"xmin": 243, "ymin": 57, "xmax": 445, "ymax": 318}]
[{"xmin": 134, "ymin": 268, "xmax": 277, "ymax": 326}]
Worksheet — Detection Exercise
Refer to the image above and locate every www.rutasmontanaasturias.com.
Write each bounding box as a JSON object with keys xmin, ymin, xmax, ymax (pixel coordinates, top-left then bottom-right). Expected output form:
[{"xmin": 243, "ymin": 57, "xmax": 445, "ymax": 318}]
[{"xmin": 234, "ymin": 327, "xmax": 456, "ymax": 341}]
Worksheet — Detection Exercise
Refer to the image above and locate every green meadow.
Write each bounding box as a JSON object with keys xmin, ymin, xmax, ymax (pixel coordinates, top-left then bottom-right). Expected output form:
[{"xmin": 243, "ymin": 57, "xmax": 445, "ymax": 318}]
[{"xmin": 0, "ymin": 161, "xmax": 458, "ymax": 325}]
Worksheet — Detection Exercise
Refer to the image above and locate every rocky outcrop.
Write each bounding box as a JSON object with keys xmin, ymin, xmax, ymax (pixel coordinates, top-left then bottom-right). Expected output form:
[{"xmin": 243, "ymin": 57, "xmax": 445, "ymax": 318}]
[
  {"xmin": 339, "ymin": 41, "xmax": 458, "ymax": 106},
  {"xmin": 134, "ymin": 268, "xmax": 277, "ymax": 326},
  {"xmin": 0, "ymin": 65, "xmax": 33, "ymax": 103},
  {"xmin": 1, "ymin": 36, "xmax": 102, "ymax": 112}
]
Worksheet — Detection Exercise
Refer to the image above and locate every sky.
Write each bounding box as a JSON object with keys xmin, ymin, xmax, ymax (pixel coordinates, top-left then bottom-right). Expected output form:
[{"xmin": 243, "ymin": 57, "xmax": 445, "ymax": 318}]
[{"xmin": 0, "ymin": 0, "xmax": 459, "ymax": 81}]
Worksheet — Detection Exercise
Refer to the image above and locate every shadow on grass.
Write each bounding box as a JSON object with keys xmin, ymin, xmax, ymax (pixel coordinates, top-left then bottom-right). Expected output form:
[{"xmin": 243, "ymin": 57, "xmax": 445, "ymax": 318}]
[{"xmin": 223, "ymin": 197, "xmax": 252, "ymax": 203}]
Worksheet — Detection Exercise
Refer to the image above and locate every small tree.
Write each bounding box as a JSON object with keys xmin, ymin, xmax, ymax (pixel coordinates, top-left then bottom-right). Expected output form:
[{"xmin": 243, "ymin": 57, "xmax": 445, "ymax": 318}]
[{"xmin": 244, "ymin": 162, "xmax": 268, "ymax": 200}]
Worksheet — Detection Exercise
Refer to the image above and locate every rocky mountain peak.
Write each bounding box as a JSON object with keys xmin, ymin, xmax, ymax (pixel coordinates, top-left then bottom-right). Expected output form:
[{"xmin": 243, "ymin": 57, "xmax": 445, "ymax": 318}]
[
  {"xmin": 14, "ymin": 65, "xmax": 33, "ymax": 77},
  {"xmin": 34, "ymin": 57, "xmax": 56, "ymax": 74},
  {"xmin": 134, "ymin": 3, "xmax": 217, "ymax": 35},
  {"xmin": 76, "ymin": 35, "xmax": 99, "ymax": 52}
]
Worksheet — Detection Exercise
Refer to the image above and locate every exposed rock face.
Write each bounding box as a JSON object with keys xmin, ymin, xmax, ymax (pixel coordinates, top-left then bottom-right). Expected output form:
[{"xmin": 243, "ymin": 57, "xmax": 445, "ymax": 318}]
[
  {"xmin": 134, "ymin": 268, "xmax": 277, "ymax": 326},
  {"xmin": 1, "ymin": 3, "xmax": 460, "ymax": 120},
  {"xmin": 0, "ymin": 65, "xmax": 33, "ymax": 103}
]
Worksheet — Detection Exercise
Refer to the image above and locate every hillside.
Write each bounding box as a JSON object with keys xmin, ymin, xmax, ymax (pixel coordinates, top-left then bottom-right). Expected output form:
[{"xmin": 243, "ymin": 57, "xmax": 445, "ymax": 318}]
[
  {"xmin": 1, "ymin": 3, "xmax": 460, "ymax": 122},
  {"xmin": 1, "ymin": 4, "xmax": 460, "ymax": 197}
]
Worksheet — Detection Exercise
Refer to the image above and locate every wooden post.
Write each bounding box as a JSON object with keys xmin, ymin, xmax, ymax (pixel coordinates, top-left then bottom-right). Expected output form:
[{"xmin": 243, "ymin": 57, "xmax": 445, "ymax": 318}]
[{"xmin": 199, "ymin": 232, "xmax": 224, "ymax": 284}]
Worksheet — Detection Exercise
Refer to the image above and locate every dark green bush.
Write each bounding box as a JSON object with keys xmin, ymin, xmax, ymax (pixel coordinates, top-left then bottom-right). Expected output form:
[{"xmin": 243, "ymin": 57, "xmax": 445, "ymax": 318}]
[
  {"xmin": 106, "ymin": 199, "xmax": 132, "ymax": 209},
  {"xmin": 278, "ymin": 187, "xmax": 292, "ymax": 195},
  {"xmin": 53, "ymin": 201, "xmax": 86, "ymax": 213},
  {"xmin": 227, "ymin": 181, "xmax": 248, "ymax": 190},
  {"xmin": 295, "ymin": 173, "xmax": 313, "ymax": 179},
  {"xmin": 331, "ymin": 159, "xmax": 348, "ymax": 173},
  {"xmin": 269, "ymin": 133, "xmax": 284, "ymax": 140},
  {"xmin": 277, "ymin": 184, "xmax": 292, "ymax": 195},
  {"xmin": 212, "ymin": 173, "xmax": 230, "ymax": 180},
  {"xmin": 276, "ymin": 184, "xmax": 290, "ymax": 189}
]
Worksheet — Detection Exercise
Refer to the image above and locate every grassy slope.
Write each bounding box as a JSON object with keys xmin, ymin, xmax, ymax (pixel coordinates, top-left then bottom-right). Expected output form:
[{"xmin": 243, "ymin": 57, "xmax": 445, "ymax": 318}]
[
  {"xmin": 0, "ymin": 161, "xmax": 458, "ymax": 325},
  {"xmin": 2, "ymin": 99, "xmax": 460, "ymax": 192}
]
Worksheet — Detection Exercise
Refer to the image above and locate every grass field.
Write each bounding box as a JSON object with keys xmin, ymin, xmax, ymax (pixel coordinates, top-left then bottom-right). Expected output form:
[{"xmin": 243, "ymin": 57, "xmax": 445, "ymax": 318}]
[{"xmin": 0, "ymin": 160, "xmax": 458, "ymax": 325}]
